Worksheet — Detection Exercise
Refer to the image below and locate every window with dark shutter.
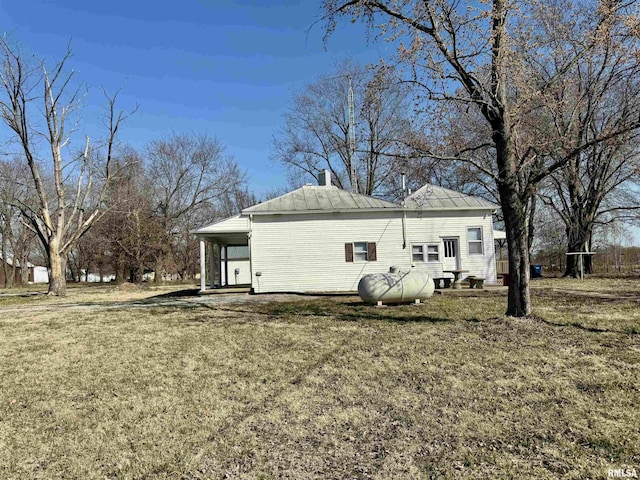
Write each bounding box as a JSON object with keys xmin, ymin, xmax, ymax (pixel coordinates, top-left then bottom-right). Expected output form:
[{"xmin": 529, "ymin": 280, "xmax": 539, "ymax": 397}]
[
  {"xmin": 367, "ymin": 242, "xmax": 377, "ymax": 261},
  {"xmin": 345, "ymin": 243, "xmax": 354, "ymax": 262}
]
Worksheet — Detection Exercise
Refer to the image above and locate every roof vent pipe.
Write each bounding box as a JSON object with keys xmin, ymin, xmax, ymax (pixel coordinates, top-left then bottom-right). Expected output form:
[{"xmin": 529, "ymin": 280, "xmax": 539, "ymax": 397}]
[{"xmin": 318, "ymin": 169, "xmax": 331, "ymax": 187}]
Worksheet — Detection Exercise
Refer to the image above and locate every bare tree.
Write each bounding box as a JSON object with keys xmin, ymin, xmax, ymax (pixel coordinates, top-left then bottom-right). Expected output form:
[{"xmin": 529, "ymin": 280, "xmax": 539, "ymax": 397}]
[
  {"xmin": 0, "ymin": 158, "xmax": 36, "ymax": 286},
  {"xmin": 71, "ymin": 135, "xmax": 253, "ymax": 285},
  {"xmin": 93, "ymin": 153, "xmax": 165, "ymax": 283},
  {"xmin": 322, "ymin": 0, "xmax": 640, "ymax": 316},
  {"xmin": 536, "ymin": 42, "xmax": 640, "ymax": 276},
  {"xmin": 146, "ymin": 132, "xmax": 248, "ymax": 281},
  {"xmin": 0, "ymin": 38, "xmax": 134, "ymax": 295},
  {"xmin": 272, "ymin": 60, "xmax": 419, "ymax": 195}
]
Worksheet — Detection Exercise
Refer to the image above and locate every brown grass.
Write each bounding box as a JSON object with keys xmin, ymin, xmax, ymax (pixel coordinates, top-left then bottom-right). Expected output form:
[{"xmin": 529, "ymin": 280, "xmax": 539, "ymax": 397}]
[{"xmin": 0, "ymin": 278, "xmax": 638, "ymax": 479}]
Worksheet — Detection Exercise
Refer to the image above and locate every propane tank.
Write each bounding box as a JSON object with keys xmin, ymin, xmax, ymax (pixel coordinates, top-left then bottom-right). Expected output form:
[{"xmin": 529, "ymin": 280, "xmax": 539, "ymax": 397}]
[{"xmin": 358, "ymin": 267, "xmax": 435, "ymax": 305}]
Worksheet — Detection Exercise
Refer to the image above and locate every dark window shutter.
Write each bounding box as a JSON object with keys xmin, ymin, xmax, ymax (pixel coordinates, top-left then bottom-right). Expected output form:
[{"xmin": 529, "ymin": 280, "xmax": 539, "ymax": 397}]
[
  {"xmin": 368, "ymin": 242, "xmax": 377, "ymax": 261},
  {"xmin": 345, "ymin": 243, "xmax": 354, "ymax": 262}
]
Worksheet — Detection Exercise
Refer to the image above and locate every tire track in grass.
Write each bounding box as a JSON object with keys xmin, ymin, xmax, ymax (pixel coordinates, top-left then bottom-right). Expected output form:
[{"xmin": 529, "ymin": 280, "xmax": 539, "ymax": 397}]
[{"xmin": 193, "ymin": 320, "xmax": 356, "ymax": 473}]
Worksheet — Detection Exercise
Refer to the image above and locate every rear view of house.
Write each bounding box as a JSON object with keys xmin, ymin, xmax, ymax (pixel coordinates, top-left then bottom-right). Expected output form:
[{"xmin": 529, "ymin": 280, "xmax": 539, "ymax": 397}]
[{"xmin": 194, "ymin": 172, "xmax": 498, "ymax": 294}]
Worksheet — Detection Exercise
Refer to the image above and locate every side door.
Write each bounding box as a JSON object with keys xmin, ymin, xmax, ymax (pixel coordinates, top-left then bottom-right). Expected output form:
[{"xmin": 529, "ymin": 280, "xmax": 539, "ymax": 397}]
[{"xmin": 442, "ymin": 237, "xmax": 460, "ymax": 271}]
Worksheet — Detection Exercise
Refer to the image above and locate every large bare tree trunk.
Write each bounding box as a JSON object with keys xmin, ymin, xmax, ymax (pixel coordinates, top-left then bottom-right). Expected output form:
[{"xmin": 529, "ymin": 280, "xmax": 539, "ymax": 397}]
[
  {"xmin": 495, "ymin": 133, "xmax": 532, "ymax": 316},
  {"xmin": 564, "ymin": 226, "xmax": 592, "ymax": 277},
  {"xmin": 503, "ymin": 202, "xmax": 532, "ymax": 316},
  {"xmin": 48, "ymin": 239, "xmax": 66, "ymax": 296},
  {"xmin": 19, "ymin": 253, "xmax": 29, "ymax": 284},
  {"xmin": 1, "ymin": 235, "xmax": 13, "ymax": 288}
]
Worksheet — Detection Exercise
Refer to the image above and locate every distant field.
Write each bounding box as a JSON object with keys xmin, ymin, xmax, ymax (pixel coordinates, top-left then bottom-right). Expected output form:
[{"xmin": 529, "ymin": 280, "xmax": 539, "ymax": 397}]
[{"xmin": 0, "ymin": 278, "xmax": 638, "ymax": 479}]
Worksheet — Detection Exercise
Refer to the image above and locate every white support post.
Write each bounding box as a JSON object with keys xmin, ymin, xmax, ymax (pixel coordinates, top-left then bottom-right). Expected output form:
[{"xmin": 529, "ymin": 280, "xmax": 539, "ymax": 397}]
[
  {"xmin": 199, "ymin": 239, "xmax": 206, "ymax": 292},
  {"xmin": 217, "ymin": 244, "xmax": 223, "ymax": 288},
  {"xmin": 208, "ymin": 241, "xmax": 215, "ymax": 288},
  {"xmin": 223, "ymin": 245, "xmax": 229, "ymax": 287}
]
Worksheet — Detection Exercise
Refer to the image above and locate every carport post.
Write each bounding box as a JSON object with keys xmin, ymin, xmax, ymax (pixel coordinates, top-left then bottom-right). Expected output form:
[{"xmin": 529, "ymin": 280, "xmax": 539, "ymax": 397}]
[
  {"xmin": 208, "ymin": 241, "xmax": 215, "ymax": 288},
  {"xmin": 199, "ymin": 238, "xmax": 206, "ymax": 292}
]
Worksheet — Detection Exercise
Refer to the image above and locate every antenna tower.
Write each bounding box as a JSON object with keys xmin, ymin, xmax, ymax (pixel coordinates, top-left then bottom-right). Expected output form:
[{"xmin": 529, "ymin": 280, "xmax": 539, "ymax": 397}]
[{"xmin": 348, "ymin": 77, "xmax": 358, "ymax": 193}]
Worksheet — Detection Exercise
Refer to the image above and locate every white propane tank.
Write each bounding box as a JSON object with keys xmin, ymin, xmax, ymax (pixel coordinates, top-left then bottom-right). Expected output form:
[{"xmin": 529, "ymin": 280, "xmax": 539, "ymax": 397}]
[{"xmin": 358, "ymin": 267, "xmax": 435, "ymax": 305}]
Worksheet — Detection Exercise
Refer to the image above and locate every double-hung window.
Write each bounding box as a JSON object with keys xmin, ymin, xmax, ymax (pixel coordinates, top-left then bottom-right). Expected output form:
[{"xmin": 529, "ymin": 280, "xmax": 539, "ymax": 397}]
[
  {"xmin": 345, "ymin": 242, "xmax": 377, "ymax": 262},
  {"xmin": 426, "ymin": 244, "xmax": 440, "ymax": 262},
  {"xmin": 412, "ymin": 244, "xmax": 425, "ymax": 262},
  {"xmin": 467, "ymin": 227, "xmax": 483, "ymax": 255},
  {"xmin": 353, "ymin": 242, "xmax": 368, "ymax": 262},
  {"xmin": 412, "ymin": 243, "xmax": 440, "ymax": 262}
]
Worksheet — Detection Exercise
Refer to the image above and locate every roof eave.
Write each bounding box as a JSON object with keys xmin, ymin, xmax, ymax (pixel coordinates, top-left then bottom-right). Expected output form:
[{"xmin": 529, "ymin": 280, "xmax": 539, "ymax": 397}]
[
  {"xmin": 245, "ymin": 206, "xmax": 497, "ymax": 215},
  {"xmin": 246, "ymin": 207, "xmax": 399, "ymax": 215},
  {"xmin": 405, "ymin": 207, "xmax": 499, "ymax": 213},
  {"xmin": 194, "ymin": 229, "xmax": 250, "ymax": 236}
]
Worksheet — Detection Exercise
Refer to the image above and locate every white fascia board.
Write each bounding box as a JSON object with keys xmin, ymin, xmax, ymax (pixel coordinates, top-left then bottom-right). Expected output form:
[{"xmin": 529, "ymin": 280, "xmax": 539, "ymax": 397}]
[{"xmin": 247, "ymin": 206, "xmax": 496, "ymax": 216}]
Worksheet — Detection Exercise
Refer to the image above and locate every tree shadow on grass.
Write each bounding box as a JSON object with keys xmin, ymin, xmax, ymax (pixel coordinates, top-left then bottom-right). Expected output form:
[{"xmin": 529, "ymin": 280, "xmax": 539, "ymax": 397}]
[
  {"xmin": 525, "ymin": 314, "xmax": 638, "ymax": 335},
  {"xmin": 142, "ymin": 288, "xmax": 201, "ymax": 298},
  {"xmin": 337, "ymin": 310, "xmax": 452, "ymax": 324}
]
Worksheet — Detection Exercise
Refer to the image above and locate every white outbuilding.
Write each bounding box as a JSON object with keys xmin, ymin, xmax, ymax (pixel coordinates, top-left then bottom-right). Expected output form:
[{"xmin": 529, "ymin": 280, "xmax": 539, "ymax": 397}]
[{"xmin": 194, "ymin": 171, "xmax": 499, "ymax": 294}]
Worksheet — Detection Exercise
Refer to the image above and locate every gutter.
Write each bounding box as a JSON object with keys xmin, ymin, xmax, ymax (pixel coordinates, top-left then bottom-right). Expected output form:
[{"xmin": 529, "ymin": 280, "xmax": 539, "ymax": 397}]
[{"xmin": 244, "ymin": 206, "xmax": 498, "ymax": 216}]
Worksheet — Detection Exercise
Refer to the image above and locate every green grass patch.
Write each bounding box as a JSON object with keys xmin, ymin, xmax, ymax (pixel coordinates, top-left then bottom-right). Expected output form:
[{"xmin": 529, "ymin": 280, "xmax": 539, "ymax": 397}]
[{"xmin": 0, "ymin": 279, "xmax": 638, "ymax": 478}]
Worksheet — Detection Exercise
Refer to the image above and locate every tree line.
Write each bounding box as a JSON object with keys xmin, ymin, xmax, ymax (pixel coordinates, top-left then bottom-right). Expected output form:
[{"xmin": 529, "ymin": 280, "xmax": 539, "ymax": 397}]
[{"xmin": 0, "ymin": 37, "xmax": 253, "ymax": 292}]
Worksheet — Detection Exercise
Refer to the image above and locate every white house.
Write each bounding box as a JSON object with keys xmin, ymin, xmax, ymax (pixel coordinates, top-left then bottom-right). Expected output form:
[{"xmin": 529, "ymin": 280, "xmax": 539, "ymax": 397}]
[{"xmin": 194, "ymin": 172, "xmax": 499, "ymax": 294}]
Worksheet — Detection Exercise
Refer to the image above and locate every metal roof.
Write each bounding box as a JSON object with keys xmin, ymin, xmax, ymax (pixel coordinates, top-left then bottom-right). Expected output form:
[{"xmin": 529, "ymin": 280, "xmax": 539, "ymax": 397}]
[
  {"xmin": 404, "ymin": 184, "xmax": 499, "ymax": 210},
  {"xmin": 242, "ymin": 185, "xmax": 399, "ymax": 214},
  {"xmin": 192, "ymin": 214, "xmax": 250, "ymax": 234}
]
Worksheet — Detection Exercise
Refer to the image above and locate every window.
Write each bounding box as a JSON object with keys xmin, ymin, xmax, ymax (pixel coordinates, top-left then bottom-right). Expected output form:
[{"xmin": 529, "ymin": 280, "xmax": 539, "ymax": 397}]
[
  {"xmin": 221, "ymin": 245, "xmax": 250, "ymax": 260},
  {"xmin": 467, "ymin": 227, "xmax": 483, "ymax": 255},
  {"xmin": 354, "ymin": 242, "xmax": 368, "ymax": 262},
  {"xmin": 444, "ymin": 239, "xmax": 457, "ymax": 258},
  {"xmin": 427, "ymin": 244, "xmax": 440, "ymax": 262},
  {"xmin": 412, "ymin": 244, "xmax": 439, "ymax": 262},
  {"xmin": 345, "ymin": 242, "xmax": 377, "ymax": 262},
  {"xmin": 412, "ymin": 244, "xmax": 424, "ymax": 262}
]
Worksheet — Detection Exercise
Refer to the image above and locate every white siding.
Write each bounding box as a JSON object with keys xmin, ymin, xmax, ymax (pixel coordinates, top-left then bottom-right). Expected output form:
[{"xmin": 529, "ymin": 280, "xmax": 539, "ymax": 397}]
[
  {"xmin": 221, "ymin": 259, "xmax": 251, "ymax": 285},
  {"xmin": 249, "ymin": 210, "xmax": 496, "ymax": 293},
  {"xmin": 33, "ymin": 266, "xmax": 49, "ymax": 283},
  {"xmin": 404, "ymin": 212, "xmax": 496, "ymax": 284}
]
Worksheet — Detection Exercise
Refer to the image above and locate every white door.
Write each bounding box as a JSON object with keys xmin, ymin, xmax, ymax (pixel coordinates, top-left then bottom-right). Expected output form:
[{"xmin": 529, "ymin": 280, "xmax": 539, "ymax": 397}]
[{"xmin": 442, "ymin": 238, "xmax": 460, "ymax": 271}]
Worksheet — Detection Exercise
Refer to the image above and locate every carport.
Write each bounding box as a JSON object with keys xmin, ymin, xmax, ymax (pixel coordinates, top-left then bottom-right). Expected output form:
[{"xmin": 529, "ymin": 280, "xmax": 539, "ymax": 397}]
[{"xmin": 193, "ymin": 215, "xmax": 251, "ymax": 292}]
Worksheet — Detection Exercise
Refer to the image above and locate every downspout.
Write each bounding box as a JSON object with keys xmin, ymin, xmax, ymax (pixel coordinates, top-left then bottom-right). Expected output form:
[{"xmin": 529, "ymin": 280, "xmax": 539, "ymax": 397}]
[
  {"xmin": 402, "ymin": 208, "xmax": 407, "ymax": 249},
  {"xmin": 401, "ymin": 173, "xmax": 407, "ymax": 249}
]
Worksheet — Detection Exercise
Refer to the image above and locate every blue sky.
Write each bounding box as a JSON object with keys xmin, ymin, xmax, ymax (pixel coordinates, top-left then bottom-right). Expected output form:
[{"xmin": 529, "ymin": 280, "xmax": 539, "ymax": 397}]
[
  {"xmin": 2, "ymin": 0, "xmax": 638, "ymax": 245},
  {"xmin": 0, "ymin": 0, "xmax": 392, "ymax": 196}
]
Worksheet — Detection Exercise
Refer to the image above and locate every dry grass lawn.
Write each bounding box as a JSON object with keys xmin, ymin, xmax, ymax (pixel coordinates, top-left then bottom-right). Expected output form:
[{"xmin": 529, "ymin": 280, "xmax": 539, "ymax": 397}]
[{"xmin": 0, "ymin": 278, "xmax": 638, "ymax": 479}]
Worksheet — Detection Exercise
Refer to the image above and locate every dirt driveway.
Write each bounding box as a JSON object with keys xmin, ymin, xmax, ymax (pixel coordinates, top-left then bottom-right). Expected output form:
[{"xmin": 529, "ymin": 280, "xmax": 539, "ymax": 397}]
[{"xmin": 0, "ymin": 288, "xmax": 330, "ymax": 316}]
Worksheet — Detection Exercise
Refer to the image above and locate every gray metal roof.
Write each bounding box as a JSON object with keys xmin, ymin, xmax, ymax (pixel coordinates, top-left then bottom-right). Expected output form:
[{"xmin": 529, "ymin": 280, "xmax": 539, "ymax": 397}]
[
  {"xmin": 192, "ymin": 214, "xmax": 250, "ymax": 234},
  {"xmin": 404, "ymin": 184, "xmax": 499, "ymax": 210},
  {"xmin": 240, "ymin": 183, "xmax": 496, "ymax": 215},
  {"xmin": 243, "ymin": 185, "xmax": 400, "ymax": 214}
]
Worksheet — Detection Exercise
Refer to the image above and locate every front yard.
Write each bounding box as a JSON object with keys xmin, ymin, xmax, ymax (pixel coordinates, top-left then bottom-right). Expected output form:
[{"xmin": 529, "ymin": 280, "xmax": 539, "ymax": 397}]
[{"xmin": 0, "ymin": 278, "xmax": 638, "ymax": 479}]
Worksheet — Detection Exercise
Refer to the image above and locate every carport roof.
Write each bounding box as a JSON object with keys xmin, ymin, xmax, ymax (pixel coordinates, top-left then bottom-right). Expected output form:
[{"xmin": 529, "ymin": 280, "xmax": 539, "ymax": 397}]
[{"xmin": 193, "ymin": 214, "xmax": 250, "ymax": 236}]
